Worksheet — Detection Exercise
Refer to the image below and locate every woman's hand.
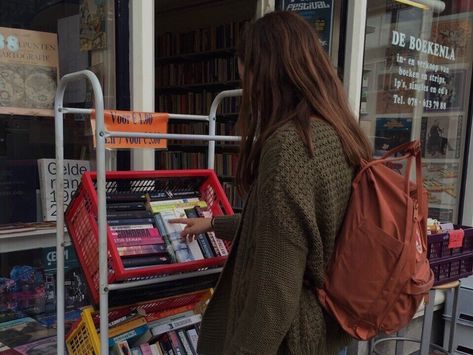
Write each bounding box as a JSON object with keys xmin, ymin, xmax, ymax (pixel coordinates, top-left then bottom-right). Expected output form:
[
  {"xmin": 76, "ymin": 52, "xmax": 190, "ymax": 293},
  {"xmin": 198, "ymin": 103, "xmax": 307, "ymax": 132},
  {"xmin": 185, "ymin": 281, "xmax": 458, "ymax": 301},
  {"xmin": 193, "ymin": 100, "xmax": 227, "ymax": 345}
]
[{"xmin": 169, "ymin": 217, "xmax": 213, "ymax": 241}]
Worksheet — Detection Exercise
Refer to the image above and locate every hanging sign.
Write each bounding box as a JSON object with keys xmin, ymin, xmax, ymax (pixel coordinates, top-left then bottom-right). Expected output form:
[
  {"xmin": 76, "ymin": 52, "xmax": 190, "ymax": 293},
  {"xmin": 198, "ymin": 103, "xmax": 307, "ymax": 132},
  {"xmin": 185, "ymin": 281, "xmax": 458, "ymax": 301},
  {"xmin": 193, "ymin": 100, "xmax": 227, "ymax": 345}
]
[
  {"xmin": 280, "ymin": 0, "xmax": 334, "ymax": 51},
  {"xmin": 91, "ymin": 110, "xmax": 169, "ymax": 149}
]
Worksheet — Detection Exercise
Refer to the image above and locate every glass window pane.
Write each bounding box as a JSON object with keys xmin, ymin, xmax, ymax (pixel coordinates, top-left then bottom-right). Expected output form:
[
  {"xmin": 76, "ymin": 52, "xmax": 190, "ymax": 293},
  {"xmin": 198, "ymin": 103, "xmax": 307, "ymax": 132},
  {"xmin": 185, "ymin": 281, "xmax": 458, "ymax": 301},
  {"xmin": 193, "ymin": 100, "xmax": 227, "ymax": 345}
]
[{"xmin": 361, "ymin": 1, "xmax": 473, "ymax": 223}]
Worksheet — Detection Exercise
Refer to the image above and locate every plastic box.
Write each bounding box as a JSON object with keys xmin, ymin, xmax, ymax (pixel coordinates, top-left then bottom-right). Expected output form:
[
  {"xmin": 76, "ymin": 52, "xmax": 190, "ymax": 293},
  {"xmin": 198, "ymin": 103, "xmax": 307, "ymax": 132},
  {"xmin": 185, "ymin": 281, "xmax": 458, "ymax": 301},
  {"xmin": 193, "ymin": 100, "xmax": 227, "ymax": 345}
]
[
  {"xmin": 66, "ymin": 290, "xmax": 210, "ymax": 355},
  {"xmin": 65, "ymin": 170, "xmax": 233, "ymax": 304},
  {"xmin": 427, "ymin": 226, "xmax": 473, "ymax": 261}
]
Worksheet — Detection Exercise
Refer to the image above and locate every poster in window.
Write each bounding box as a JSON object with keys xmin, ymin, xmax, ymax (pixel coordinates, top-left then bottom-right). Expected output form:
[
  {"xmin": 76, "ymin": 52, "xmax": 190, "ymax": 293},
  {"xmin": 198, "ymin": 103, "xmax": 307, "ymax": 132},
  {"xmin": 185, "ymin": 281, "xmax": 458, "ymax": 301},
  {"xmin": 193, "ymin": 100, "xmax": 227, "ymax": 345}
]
[
  {"xmin": 279, "ymin": 0, "xmax": 333, "ymax": 51},
  {"xmin": 0, "ymin": 27, "xmax": 58, "ymax": 117},
  {"xmin": 420, "ymin": 115, "xmax": 462, "ymax": 159},
  {"xmin": 80, "ymin": 0, "xmax": 107, "ymax": 51},
  {"xmin": 422, "ymin": 162, "xmax": 459, "ymax": 207},
  {"xmin": 430, "ymin": 17, "xmax": 473, "ymax": 65},
  {"xmin": 374, "ymin": 117, "xmax": 412, "ymax": 156}
]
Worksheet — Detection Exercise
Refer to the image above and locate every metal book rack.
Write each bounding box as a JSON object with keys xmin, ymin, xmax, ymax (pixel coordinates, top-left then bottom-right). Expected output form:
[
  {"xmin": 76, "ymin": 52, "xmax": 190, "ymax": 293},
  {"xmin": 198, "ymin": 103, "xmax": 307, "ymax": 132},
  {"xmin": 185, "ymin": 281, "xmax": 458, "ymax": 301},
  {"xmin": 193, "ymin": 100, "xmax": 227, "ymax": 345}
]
[{"xmin": 55, "ymin": 70, "xmax": 242, "ymax": 355}]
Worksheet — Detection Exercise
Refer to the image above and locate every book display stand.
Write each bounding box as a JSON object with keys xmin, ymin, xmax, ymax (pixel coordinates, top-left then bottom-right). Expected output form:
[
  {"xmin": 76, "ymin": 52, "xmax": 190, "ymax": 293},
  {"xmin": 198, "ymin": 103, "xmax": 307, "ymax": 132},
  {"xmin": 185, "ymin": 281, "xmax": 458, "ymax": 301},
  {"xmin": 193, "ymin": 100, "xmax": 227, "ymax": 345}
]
[{"xmin": 54, "ymin": 70, "xmax": 241, "ymax": 354}]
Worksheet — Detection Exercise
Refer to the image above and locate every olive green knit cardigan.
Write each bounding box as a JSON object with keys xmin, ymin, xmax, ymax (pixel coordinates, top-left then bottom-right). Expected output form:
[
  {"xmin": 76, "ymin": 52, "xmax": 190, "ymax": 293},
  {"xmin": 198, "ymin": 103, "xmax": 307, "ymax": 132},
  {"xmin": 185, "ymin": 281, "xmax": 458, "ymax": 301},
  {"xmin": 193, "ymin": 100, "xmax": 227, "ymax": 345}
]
[{"xmin": 198, "ymin": 119, "xmax": 354, "ymax": 355}]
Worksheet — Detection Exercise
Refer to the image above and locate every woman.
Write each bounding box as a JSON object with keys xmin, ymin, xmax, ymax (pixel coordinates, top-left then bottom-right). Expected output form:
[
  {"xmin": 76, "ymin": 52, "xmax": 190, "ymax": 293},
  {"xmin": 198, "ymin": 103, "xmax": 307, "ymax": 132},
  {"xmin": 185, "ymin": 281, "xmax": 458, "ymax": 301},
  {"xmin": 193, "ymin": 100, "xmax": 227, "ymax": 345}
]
[{"xmin": 171, "ymin": 11, "xmax": 372, "ymax": 355}]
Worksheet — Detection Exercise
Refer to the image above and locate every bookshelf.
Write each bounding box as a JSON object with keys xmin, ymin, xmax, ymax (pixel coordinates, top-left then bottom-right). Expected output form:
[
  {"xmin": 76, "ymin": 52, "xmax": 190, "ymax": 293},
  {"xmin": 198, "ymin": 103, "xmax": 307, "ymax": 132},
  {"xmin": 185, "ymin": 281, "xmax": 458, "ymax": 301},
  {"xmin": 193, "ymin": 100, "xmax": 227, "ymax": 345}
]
[{"xmin": 155, "ymin": 0, "xmax": 254, "ymax": 210}]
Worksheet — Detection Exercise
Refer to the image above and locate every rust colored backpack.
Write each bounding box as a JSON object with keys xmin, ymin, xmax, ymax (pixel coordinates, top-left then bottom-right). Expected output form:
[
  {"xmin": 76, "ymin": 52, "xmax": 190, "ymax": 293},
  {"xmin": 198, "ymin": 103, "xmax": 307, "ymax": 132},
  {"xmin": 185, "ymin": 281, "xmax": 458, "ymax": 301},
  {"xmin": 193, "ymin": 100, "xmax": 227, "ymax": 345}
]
[{"xmin": 317, "ymin": 140, "xmax": 434, "ymax": 340}]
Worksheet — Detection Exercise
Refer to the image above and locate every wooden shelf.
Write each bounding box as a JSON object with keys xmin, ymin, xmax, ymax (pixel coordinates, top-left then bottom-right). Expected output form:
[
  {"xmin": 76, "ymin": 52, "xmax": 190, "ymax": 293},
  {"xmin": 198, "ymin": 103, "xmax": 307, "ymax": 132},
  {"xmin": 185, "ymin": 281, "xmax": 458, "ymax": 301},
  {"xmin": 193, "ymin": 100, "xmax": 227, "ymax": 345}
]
[
  {"xmin": 156, "ymin": 48, "xmax": 236, "ymax": 64},
  {"xmin": 156, "ymin": 80, "xmax": 241, "ymax": 94}
]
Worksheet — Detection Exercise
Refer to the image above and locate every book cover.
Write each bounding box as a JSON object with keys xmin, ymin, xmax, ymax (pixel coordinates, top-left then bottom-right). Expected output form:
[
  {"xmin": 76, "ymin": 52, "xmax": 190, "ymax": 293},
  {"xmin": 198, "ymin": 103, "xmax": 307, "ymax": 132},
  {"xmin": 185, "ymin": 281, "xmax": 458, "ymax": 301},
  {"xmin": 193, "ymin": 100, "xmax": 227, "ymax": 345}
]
[
  {"xmin": 374, "ymin": 118, "xmax": 413, "ymax": 157},
  {"xmin": 158, "ymin": 334, "xmax": 174, "ymax": 355},
  {"xmin": 37, "ymin": 159, "xmax": 90, "ymax": 221},
  {"xmin": 145, "ymin": 304, "xmax": 194, "ymax": 324},
  {"xmin": 149, "ymin": 343, "xmax": 163, "ymax": 355},
  {"xmin": 150, "ymin": 199, "xmax": 204, "ymax": 214},
  {"xmin": 139, "ymin": 343, "xmax": 153, "ymax": 355},
  {"xmin": 0, "ymin": 317, "xmax": 55, "ymax": 348},
  {"xmin": 159, "ymin": 211, "xmax": 193, "ymax": 263},
  {"xmin": 111, "ymin": 340, "xmax": 132, "ymax": 355},
  {"xmin": 173, "ymin": 207, "xmax": 204, "ymax": 261},
  {"xmin": 13, "ymin": 336, "xmax": 56, "ymax": 355},
  {"xmin": 420, "ymin": 115, "xmax": 463, "ymax": 159},
  {"xmin": 110, "ymin": 224, "xmax": 155, "ymax": 231}
]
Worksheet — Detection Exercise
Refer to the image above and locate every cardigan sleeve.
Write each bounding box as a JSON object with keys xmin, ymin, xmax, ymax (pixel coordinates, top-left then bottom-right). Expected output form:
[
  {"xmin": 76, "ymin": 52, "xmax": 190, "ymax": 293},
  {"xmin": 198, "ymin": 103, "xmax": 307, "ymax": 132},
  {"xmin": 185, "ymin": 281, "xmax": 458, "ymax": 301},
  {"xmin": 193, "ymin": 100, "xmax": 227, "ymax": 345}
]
[
  {"xmin": 225, "ymin": 136, "xmax": 311, "ymax": 354},
  {"xmin": 213, "ymin": 214, "xmax": 241, "ymax": 241}
]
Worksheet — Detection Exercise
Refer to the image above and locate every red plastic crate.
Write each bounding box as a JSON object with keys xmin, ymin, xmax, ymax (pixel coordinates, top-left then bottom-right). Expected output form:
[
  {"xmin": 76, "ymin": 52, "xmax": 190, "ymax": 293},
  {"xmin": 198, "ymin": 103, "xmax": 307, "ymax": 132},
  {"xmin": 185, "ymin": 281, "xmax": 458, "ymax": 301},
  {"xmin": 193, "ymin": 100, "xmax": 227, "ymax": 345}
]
[
  {"xmin": 65, "ymin": 170, "xmax": 233, "ymax": 304},
  {"xmin": 427, "ymin": 226, "xmax": 473, "ymax": 261},
  {"xmin": 429, "ymin": 253, "xmax": 473, "ymax": 286}
]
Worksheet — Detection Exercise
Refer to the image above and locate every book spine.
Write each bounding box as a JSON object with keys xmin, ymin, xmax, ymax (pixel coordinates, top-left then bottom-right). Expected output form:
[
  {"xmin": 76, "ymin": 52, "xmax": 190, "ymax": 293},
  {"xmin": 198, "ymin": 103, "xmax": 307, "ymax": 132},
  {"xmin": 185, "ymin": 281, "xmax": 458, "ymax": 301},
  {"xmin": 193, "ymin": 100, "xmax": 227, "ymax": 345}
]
[
  {"xmin": 168, "ymin": 330, "xmax": 184, "ymax": 355},
  {"xmin": 107, "ymin": 210, "xmax": 152, "ymax": 219},
  {"xmin": 151, "ymin": 315, "xmax": 202, "ymax": 337},
  {"xmin": 107, "ymin": 193, "xmax": 147, "ymax": 203},
  {"xmin": 114, "ymin": 237, "xmax": 165, "ymax": 247},
  {"xmin": 184, "ymin": 208, "xmax": 215, "ymax": 258},
  {"xmin": 178, "ymin": 330, "xmax": 195, "ymax": 355},
  {"xmin": 110, "ymin": 224, "xmax": 155, "ymax": 231},
  {"xmin": 159, "ymin": 334, "xmax": 174, "ymax": 355},
  {"xmin": 154, "ymin": 214, "xmax": 177, "ymax": 262},
  {"xmin": 108, "ymin": 202, "xmax": 147, "ymax": 211},
  {"xmin": 108, "ymin": 218, "xmax": 155, "ymax": 226},
  {"xmin": 117, "ymin": 244, "xmax": 168, "ymax": 257},
  {"xmin": 122, "ymin": 255, "xmax": 172, "ymax": 268},
  {"xmin": 185, "ymin": 328, "xmax": 199, "ymax": 353}
]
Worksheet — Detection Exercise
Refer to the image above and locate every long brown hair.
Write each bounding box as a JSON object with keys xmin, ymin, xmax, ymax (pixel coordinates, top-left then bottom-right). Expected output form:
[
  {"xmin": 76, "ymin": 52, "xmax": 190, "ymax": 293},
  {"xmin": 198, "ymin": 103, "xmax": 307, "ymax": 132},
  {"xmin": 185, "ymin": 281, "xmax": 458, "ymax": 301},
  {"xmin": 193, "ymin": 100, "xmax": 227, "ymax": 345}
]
[{"xmin": 236, "ymin": 11, "xmax": 372, "ymax": 194}]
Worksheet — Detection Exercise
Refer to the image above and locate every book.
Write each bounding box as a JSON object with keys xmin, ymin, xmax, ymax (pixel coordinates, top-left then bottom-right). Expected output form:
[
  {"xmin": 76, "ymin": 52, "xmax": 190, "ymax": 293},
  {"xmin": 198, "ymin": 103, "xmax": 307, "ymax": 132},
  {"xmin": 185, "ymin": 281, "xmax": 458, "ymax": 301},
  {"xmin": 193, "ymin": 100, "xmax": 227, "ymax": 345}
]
[
  {"xmin": 149, "ymin": 199, "xmax": 204, "ymax": 215},
  {"xmin": 109, "ymin": 316, "xmax": 147, "ymax": 338},
  {"xmin": 110, "ymin": 224, "xmax": 155, "ymax": 231},
  {"xmin": 122, "ymin": 255, "xmax": 172, "ymax": 268},
  {"xmin": 145, "ymin": 304, "xmax": 195, "ymax": 324},
  {"xmin": 131, "ymin": 347, "xmax": 143, "ymax": 355},
  {"xmin": 109, "ymin": 309, "xmax": 144, "ymax": 328},
  {"xmin": 0, "ymin": 317, "xmax": 56, "ymax": 348},
  {"xmin": 13, "ymin": 336, "xmax": 56, "ymax": 355},
  {"xmin": 139, "ymin": 343, "xmax": 153, "ymax": 355},
  {"xmin": 158, "ymin": 334, "xmax": 174, "ymax": 355},
  {"xmin": 184, "ymin": 208, "xmax": 215, "ymax": 258},
  {"xmin": 108, "ymin": 202, "xmax": 147, "ymax": 211},
  {"xmin": 150, "ymin": 314, "xmax": 202, "ymax": 338},
  {"xmin": 177, "ymin": 329, "xmax": 195, "ymax": 355},
  {"xmin": 107, "ymin": 192, "xmax": 148, "ymax": 203},
  {"xmin": 108, "ymin": 218, "xmax": 156, "ymax": 226},
  {"xmin": 109, "ymin": 323, "xmax": 149, "ymax": 347},
  {"xmin": 117, "ymin": 244, "xmax": 168, "ymax": 257},
  {"xmin": 149, "ymin": 343, "xmax": 163, "ymax": 355},
  {"xmin": 153, "ymin": 214, "xmax": 177, "ymax": 263},
  {"xmin": 37, "ymin": 159, "xmax": 90, "ymax": 221},
  {"xmin": 168, "ymin": 330, "xmax": 184, "ymax": 355},
  {"xmin": 159, "ymin": 211, "xmax": 193, "ymax": 263},
  {"xmin": 194, "ymin": 206, "xmax": 228, "ymax": 256},
  {"xmin": 108, "ymin": 210, "xmax": 153, "ymax": 219},
  {"xmin": 111, "ymin": 340, "xmax": 132, "ymax": 355},
  {"xmin": 148, "ymin": 310, "xmax": 195, "ymax": 329},
  {"xmin": 185, "ymin": 328, "xmax": 199, "ymax": 353},
  {"xmin": 173, "ymin": 207, "xmax": 204, "ymax": 261}
]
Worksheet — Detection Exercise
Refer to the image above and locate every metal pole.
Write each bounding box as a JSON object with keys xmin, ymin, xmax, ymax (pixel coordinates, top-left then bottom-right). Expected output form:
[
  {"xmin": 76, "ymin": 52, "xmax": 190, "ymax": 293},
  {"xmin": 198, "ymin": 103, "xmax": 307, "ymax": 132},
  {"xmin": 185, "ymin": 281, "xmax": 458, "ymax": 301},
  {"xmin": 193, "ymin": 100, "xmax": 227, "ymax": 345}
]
[
  {"xmin": 207, "ymin": 89, "xmax": 242, "ymax": 169},
  {"xmin": 106, "ymin": 131, "xmax": 241, "ymax": 142},
  {"xmin": 54, "ymin": 75, "xmax": 67, "ymax": 355}
]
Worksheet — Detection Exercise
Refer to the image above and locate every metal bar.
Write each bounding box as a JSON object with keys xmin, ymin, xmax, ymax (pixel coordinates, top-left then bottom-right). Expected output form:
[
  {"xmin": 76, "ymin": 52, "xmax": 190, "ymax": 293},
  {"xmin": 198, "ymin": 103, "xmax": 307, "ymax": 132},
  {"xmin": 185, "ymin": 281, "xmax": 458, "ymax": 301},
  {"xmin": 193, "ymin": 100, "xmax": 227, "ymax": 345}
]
[
  {"xmin": 168, "ymin": 113, "xmax": 209, "ymax": 121},
  {"xmin": 208, "ymin": 89, "xmax": 242, "ymax": 168},
  {"xmin": 448, "ymin": 286, "xmax": 460, "ymax": 352},
  {"xmin": 395, "ymin": 328, "xmax": 406, "ymax": 355},
  {"xmin": 108, "ymin": 268, "xmax": 223, "ymax": 291},
  {"xmin": 59, "ymin": 107, "xmax": 94, "ymax": 114},
  {"xmin": 54, "ymin": 73, "xmax": 67, "ymax": 355},
  {"xmin": 420, "ymin": 289, "xmax": 435, "ymax": 355},
  {"xmin": 106, "ymin": 131, "xmax": 241, "ymax": 142}
]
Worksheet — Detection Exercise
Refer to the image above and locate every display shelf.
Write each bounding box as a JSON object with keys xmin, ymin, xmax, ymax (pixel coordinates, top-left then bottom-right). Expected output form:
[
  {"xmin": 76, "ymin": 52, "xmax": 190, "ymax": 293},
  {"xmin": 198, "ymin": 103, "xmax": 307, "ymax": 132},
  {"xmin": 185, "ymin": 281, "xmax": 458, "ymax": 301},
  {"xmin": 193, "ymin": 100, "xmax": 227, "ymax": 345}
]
[{"xmin": 0, "ymin": 227, "xmax": 70, "ymax": 253}]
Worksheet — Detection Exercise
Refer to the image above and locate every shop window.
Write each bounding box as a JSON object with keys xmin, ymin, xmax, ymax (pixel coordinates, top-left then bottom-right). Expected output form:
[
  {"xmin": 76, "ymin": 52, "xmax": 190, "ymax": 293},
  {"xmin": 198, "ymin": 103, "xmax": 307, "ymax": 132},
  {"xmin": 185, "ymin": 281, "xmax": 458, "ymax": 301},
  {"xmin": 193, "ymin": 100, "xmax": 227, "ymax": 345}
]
[{"xmin": 360, "ymin": 0, "xmax": 473, "ymax": 223}]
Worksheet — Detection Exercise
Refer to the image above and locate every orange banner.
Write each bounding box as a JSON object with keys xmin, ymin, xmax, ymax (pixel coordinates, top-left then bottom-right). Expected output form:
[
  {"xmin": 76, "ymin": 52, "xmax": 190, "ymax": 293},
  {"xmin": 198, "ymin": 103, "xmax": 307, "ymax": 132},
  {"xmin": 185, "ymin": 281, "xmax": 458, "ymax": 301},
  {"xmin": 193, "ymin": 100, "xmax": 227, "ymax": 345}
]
[{"xmin": 91, "ymin": 110, "xmax": 169, "ymax": 149}]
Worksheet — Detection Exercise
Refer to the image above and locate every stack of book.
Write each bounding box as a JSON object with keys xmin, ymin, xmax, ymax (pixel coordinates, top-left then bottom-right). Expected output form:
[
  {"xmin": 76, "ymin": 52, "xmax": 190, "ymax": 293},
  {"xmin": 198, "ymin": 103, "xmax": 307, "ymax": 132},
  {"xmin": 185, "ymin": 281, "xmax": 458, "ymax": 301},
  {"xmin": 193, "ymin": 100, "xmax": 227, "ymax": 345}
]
[
  {"xmin": 106, "ymin": 190, "xmax": 229, "ymax": 269},
  {"xmin": 97, "ymin": 291, "xmax": 212, "ymax": 355}
]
